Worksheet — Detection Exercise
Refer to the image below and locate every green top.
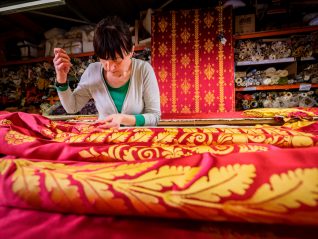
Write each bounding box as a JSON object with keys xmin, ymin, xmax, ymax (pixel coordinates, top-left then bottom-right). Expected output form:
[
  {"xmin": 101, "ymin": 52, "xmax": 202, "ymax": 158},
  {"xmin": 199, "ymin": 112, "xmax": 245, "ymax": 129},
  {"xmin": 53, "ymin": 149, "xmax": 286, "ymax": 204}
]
[{"xmin": 105, "ymin": 80, "xmax": 145, "ymax": 126}]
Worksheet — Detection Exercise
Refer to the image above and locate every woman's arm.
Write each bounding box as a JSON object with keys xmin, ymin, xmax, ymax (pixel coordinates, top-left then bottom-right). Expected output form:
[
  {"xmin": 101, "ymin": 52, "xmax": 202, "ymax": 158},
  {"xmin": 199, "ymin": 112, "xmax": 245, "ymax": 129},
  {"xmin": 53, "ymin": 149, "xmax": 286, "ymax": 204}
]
[{"xmin": 142, "ymin": 62, "xmax": 161, "ymax": 126}]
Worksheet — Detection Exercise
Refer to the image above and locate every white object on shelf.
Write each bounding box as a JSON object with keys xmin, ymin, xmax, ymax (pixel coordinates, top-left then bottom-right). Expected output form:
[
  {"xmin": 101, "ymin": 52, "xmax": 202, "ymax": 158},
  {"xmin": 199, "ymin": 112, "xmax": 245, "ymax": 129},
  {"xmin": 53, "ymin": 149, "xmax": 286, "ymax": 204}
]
[
  {"xmin": 236, "ymin": 57, "xmax": 295, "ymax": 66},
  {"xmin": 83, "ymin": 41, "xmax": 94, "ymax": 53}
]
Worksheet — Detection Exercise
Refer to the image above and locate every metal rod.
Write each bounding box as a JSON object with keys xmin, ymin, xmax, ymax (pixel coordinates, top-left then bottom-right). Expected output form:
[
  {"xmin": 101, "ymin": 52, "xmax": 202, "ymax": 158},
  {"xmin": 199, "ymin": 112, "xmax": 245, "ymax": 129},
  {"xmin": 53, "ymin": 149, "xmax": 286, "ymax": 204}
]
[
  {"xmin": 30, "ymin": 10, "xmax": 90, "ymax": 24},
  {"xmin": 159, "ymin": 0, "xmax": 174, "ymax": 9}
]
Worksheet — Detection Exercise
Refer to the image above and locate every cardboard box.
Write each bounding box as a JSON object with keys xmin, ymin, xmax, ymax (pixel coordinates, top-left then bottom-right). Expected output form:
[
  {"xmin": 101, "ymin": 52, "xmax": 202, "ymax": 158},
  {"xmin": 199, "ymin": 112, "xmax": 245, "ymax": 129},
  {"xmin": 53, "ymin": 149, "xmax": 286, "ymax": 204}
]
[{"xmin": 235, "ymin": 14, "xmax": 255, "ymax": 34}]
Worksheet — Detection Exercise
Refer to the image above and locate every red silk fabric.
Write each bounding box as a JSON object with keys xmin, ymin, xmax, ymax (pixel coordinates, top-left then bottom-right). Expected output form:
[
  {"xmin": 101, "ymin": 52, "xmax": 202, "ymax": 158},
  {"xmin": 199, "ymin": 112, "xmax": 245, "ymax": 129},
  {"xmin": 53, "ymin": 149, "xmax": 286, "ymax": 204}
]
[
  {"xmin": 151, "ymin": 7, "xmax": 235, "ymax": 113},
  {"xmin": 0, "ymin": 111, "xmax": 318, "ymax": 227}
]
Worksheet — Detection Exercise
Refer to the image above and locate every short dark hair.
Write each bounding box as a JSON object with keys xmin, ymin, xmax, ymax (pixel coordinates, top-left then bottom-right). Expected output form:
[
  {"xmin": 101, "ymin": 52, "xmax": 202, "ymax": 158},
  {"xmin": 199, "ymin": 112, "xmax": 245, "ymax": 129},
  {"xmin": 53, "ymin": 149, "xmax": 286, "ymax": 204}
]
[{"xmin": 93, "ymin": 16, "xmax": 133, "ymax": 60}]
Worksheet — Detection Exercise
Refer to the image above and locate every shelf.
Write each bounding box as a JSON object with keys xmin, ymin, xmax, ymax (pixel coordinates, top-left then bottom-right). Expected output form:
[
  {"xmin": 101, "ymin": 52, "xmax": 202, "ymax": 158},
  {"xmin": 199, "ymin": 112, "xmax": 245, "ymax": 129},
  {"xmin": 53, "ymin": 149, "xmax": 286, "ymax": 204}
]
[
  {"xmin": 0, "ymin": 52, "xmax": 94, "ymax": 67},
  {"xmin": 0, "ymin": 45, "xmax": 148, "ymax": 67},
  {"xmin": 233, "ymin": 25, "xmax": 318, "ymax": 40},
  {"xmin": 236, "ymin": 57, "xmax": 295, "ymax": 66},
  {"xmin": 235, "ymin": 83, "xmax": 318, "ymax": 92}
]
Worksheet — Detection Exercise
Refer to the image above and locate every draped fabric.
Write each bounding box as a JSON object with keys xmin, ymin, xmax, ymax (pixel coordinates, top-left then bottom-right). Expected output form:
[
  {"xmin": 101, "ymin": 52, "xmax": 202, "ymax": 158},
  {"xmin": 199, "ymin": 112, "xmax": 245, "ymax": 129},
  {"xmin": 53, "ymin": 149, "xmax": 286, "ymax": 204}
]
[
  {"xmin": 0, "ymin": 111, "xmax": 318, "ymax": 228},
  {"xmin": 151, "ymin": 7, "xmax": 235, "ymax": 113}
]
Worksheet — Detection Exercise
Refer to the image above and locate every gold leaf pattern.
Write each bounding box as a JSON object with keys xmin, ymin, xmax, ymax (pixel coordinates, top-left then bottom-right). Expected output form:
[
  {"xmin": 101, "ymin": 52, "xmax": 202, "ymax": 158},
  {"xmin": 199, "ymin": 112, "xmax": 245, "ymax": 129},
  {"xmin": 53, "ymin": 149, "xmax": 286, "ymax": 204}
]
[
  {"xmin": 181, "ymin": 106, "xmax": 191, "ymax": 113},
  {"xmin": 159, "ymin": 43, "xmax": 168, "ymax": 56},
  {"xmin": 158, "ymin": 17, "xmax": 168, "ymax": 32},
  {"xmin": 0, "ymin": 159, "xmax": 12, "ymax": 175},
  {"xmin": 181, "ymin": 79, "xmax": 191, "ymax": 94},
  {"xmin": 180, "ymin": 54, "xmax": 191, "ymax": 68},
  {"xmin": 101, "ymin": 145, "xmax": 130, "ymax": 161},
  {"xmin": 128, "ymin": 131, "xmax": 154, "ymax": 143},
  {"xmin": 204, "ymin": 91, "xmax": 215, "ymax": 106},
  {"xmin": 153, "ymin": 132, "xmax": 178, "ymax": 143},
  {"xmin": 0, "ymin": 119, "xmax": 12, "ymax": 126},
  {"xmin": 234, "ymin": 168, "xmax": 318, "ymax": 212},
  {"xmin": 181, "ymin": 28, "xmax": 191, "ymax": 43},
  {"xmin": 4, "ymin": 158, "xmax": 318, "ymax": 224},
  {"xmin": 204, "ymin": 64, "xmax": 215, "ymax": 80},
  {"xmin": 114, "ymin": 165, "xmax": 199, "ymax": 214},
  {"xmin": 158, "ymin": 68, "xmax": 168, "ymax": 82},
  {"xmin": 79, "ymin": 147, "xmax": 111, "ymax": 161},
  {"xmin": 44, "ymin": 170, "xmax": 83, "ymax": 210},
  {"xmin": 5, "ymin": 130, "xmax": 36, "ymax": 145},
  {"xmin": 160, "ymin": 93, "xmax": 168, "ymax": 106},
  {"xmin": 238, "ymin": 144, "xmax": 269, "ymax": 153},
  {"xmin": 176, "ymin": 164, "xmax": 256, "ymax": 202},
  {"xmin": 204, "ymin": 39, "xmax": 214, "ymax": 53},
  {"xmin": 120, "ymin": 165, "xmax": 199, "ymax": 190},
  {"xmin": 12, "ymin": 160, "xmax": 41, "ymax": 207},
  {"xmin": 204, "ymin": 12, "xmax": 214, "ymax": 28},
  {"xmin": 85, "ymin": 132, "xmax": 108, "ymax": 143},
  {"xmin": 122, "ymin": 146, "xmax": 161, "ymax": 161},
  {"xmin": 107, "ymin": 132, "xmax": 131, "ymax": 143},
  {"xmin": 68, "ymin": 134, "xmax": 88, "ymax": 143}
]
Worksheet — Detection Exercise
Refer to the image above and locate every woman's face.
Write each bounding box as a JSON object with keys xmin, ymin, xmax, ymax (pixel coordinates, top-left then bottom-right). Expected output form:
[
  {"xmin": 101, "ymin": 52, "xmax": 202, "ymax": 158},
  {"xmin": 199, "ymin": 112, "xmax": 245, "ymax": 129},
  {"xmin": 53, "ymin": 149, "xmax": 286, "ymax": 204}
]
[{"xmin": 100, "ymin": 50, "xmax": 133, "ymax": 75}]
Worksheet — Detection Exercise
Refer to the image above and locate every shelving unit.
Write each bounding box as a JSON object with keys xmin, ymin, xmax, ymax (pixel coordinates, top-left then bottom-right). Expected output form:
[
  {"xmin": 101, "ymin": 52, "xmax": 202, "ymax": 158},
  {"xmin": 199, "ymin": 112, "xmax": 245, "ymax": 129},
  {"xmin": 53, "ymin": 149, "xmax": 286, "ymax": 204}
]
[
  {"xmin": 234, "ymin": 25, "xmax": 318, "ymax": 40},
  {"xmin": 0, "ymin": 44, "xmax": 147, "ymax": 67},
  {"xmin": 234, "ymin": 26, "xmax": 318, "ymax": 110},
  {"xmin": 236, "ymin": 57, "xmax": 295, "ymax": 66},
  {"xmin": 236, "ymin": 83, "xmax": 318, "ymax": 92}
]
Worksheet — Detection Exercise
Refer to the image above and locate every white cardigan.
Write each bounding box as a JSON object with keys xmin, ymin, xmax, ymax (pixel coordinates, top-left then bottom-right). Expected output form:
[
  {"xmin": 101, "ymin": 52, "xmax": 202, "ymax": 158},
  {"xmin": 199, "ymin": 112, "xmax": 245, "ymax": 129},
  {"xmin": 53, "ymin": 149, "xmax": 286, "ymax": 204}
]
[{"xmin": 57, "ymin": 58, "xmax": 161, "ymax": 126}]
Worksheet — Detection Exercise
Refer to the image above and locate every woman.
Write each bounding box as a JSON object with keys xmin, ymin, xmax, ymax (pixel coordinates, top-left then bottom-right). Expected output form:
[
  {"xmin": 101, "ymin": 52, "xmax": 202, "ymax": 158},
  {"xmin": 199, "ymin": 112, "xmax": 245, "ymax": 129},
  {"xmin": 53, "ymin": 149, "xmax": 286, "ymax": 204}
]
[{"xmin": 53, "ymin": 16, "xmax": 161, "ymax": 127}]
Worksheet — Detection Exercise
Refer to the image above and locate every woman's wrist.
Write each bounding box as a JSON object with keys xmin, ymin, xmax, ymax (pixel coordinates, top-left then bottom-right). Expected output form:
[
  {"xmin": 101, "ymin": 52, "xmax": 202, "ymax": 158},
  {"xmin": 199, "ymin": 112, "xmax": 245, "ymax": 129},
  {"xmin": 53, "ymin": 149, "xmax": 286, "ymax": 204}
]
[{"xmin": 121, "ymin": 114, "xmax": 136, "ymax": 126}]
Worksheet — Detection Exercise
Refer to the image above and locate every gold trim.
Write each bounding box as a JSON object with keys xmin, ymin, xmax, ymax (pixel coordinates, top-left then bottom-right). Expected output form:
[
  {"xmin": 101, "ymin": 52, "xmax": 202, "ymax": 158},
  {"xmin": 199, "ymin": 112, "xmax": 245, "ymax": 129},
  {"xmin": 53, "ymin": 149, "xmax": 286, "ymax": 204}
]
[
  {"xmin": 171, "ymin": 12, "xmax": 177, "ymax": 112},
  {"xmin": 194, "ymin": 10, "xmax": 200, "ymax": 113},
  {"xmin": 217, "ymin": 6, "xmax": 225, "ymax": 112}
]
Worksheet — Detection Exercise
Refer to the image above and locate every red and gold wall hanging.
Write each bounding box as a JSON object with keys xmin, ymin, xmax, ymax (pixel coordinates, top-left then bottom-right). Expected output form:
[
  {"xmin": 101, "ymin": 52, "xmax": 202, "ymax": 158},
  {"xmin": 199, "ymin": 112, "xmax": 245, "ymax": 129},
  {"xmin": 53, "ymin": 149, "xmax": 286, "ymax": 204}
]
[{"xmin": 152, "ymin": 7, "xmax": 234, "ymax": 113}]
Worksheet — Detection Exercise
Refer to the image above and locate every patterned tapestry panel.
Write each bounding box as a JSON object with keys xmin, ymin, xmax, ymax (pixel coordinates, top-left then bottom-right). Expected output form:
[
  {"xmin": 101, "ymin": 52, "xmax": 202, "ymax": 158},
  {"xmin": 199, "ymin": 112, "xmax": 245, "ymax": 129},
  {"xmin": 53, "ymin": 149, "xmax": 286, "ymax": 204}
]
[{"xmin": 151, "ymin": 7, "xmax": 234, "ymax": 113}]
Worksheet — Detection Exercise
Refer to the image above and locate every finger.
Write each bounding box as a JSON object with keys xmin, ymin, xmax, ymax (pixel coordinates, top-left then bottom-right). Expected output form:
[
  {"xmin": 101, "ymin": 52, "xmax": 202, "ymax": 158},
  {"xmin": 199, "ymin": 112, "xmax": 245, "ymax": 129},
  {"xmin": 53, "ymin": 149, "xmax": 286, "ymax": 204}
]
[
  {"xmin": 53, "ymin": 53, "xmax": 71, "ymax": 62},
  {"xmin": 54, "ymin": 48, "xmax": 67, "ymax": 55},
  {"xmin": 54, "ymin": 57, "xmax": 71, "ymax": 66},
  {"xmin": 104, "ymin": 115, "xmax": 114, "ymax": 122},
  {"xmin": 96, "ymin": 122, "xmax": 113, "ymax": 129},
  {"xmin": 105, "ymin": 122, "xmax": 119, "ymax": 128}
]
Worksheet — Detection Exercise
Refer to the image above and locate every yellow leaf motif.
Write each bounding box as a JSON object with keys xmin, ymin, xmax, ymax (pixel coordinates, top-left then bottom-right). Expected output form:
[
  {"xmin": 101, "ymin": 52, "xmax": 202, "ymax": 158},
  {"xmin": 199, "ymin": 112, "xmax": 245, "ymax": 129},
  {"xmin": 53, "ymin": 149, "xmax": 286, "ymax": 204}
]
[
  {"xmin": 92, "ymin": 161, "xmax": 157, "ymax": 179},
  {"xmin": 217, "ymin": 133, "xmax": 248, "ymax": 145},
  {"xmin": 238, "ymin": 144, "xmax": 269, "ymax": 153},
  {"xmin": 103, "ymin": 144, "xmax": 131, "ymax": 161},
  {"xmin": 186, "ymin": 145, "xmax": 235, "ymax": 155},
  {"xmin": 0, "ymin": 159, "xmax": 12, "ymax": 175},
  {"xmin": 0, "ymin": 119, "xmax": 12, "ymax": 126},
  {"xmin": 107, "ymin": 132, "xmax": 131, "ymax": 143},
  {"xmin": 73, "ymin": 172, "xmax": 126, "ymax": 212},
  {"xmin": 75, "ymin": 161, "xmax": 157, "ymax": 212},
  {"xmin": 85, "ymin": 133, "xmax": 107, "ymax": 143},
  {"xmin": 235, "ymin": 168, "xmax": 318, "ymax": 213},
  {"xmin": 128, "ymin": 131, "xmax": 154, "ymax": 143},
  {"xmin": 114, "ymin": 165, "xmax": 199, "ymax": 214},
  {"xmin": 68, "ymin": 134, "xmax": 88, "ymax": 143},
  {"xmin": 161, "ymin": 145, "xmax": 190, "ymax": 159},
  {"xmin": 153, "ymin": 132, "xmax": 177, "ymax": 143},
  {"xmin": 12, "ymin": 160, "xmax": 41, "ymax": 207},
  {"xmin": 79, "ymin": 147, "xmax": 111, "ymax": 161},
  {"xmin": 44, "ymin": 171, "xmax": 83, "ymax": 210},
  {"xmin": 5, "ymin": 130, "xmax": 36, "ymax": 145},
  {"xmin": 121, "ymin": 165, "xmax": 199, "ymax": 190},
  {"xmin": 79, "ymin": 147, "xmax": 100, "ymax": 158},
  {"xmin": 174, "ymin": 164, "xmax": 256, "ymax": 203}
]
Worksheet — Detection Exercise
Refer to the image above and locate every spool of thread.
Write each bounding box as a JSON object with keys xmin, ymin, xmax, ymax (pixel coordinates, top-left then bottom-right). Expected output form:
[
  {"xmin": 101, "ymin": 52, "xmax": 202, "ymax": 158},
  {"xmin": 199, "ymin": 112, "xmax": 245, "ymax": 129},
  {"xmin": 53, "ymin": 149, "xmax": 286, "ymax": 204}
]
[
  {"xmin": 277, "ymin": 69, "xmax": 288, "ymax": 77},
  {"xmin": 250, "ymin": 100, "xmax": 258, "ymax": 108}
]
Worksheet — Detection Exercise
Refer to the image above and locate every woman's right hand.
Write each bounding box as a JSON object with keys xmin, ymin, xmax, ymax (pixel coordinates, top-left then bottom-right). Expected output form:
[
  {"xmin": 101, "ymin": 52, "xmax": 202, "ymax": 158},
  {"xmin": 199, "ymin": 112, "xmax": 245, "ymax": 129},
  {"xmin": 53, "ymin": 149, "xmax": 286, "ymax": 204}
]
[{"xmin": 53, "ymin": 48, "xmax": 72, "ymax": 83}]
